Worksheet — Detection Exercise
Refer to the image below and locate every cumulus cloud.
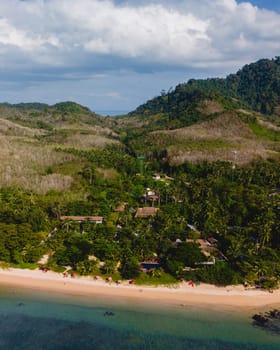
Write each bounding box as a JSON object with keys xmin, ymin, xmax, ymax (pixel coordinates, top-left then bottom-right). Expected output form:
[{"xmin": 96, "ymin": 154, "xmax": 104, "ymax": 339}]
[
  {"xmin": 0, "ymin": 0, "xmax": 279, "ymax": 75},
  {"xmin": 0, "ymin": 0, "xmax": 280, "ymax": 110}
]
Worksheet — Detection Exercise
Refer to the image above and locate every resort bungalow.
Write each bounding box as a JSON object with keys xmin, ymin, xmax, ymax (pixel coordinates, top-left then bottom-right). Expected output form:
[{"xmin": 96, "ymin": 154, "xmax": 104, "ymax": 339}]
[
  {"xmin": 60, "ymin": 216, "xmax": 104, "ymax": 224},
  {"xmin": 140, "ymin": 258, "xmax": 161, "ymax": 272},
  {"xmin": 135, "ymin": 207, "xmax": 160, "ymax": 218},
  {"xmin": 142, "ymin": 188, "xmax": 160, "ymax": 206}
]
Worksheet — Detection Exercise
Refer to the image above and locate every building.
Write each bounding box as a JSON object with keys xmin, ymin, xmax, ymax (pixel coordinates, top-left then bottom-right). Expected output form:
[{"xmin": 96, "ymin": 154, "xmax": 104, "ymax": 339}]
[
  {"xmin": 143, "ymin": 188, "xmax": 160, "ymax": 206},
  {"xmin": 135, "ymin": 207, "xmax": 160, "ymax": 218},
  {"xmin": 206, "ymin": 237, "xmax": 218, "ymax": 246}
]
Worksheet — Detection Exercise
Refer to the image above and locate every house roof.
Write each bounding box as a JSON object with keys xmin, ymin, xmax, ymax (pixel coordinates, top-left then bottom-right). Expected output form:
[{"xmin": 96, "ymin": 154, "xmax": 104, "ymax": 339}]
[
  {"xmin": 146, "ymin": 195, "xmax": 160, "ymax": 201},
  {"xmin": 207, "ymin": 237, "xmax": 218, "ymax": 245},
  {"xmin": 135, "ymin": 207, "xmax": 160, "ymax": 218},
  {"xmin": 60, "ymin": 216, "xmax": 103, "ymax": 222}
]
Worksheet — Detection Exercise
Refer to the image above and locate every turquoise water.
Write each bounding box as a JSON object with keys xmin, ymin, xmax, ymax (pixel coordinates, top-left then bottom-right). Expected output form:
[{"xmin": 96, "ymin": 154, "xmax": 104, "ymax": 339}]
[{"xmin": 0, "ymin": 285, "xmax": 279, "ymax": 349}]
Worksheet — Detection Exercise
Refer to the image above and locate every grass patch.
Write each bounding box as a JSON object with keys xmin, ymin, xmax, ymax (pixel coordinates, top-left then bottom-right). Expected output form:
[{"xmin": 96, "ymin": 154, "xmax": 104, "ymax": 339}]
[
  {"xmin": 10, "ymin": 263, "xmax": 38, "ymax": 270},
  {"xmin": 135, "ymin": 272, "xmax": 178, "ymax": 287},
  {"xmin": 0, "ymin": 261, "xmax": 10, "ymax": 269},
  {"xmin": 47, "ymin": 264, "xmax": 66, "ymax": 273},
  {"xmin": 49, "ymin": 161, "xmax": 84, "ymax": 176},
  {"xmin": 249, "ymin": 122, "xmax": 280, "ymax": 141},
  {"xmin": 170, "ymin": 139, "xmax": 233, "ymax": 152}
]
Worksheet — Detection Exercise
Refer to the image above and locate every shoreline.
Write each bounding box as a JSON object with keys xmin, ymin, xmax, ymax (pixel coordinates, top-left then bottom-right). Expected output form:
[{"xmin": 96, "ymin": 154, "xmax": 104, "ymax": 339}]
[{"xmin": 0, "ymin": 268, "xmax": 279, "ymax": 312}]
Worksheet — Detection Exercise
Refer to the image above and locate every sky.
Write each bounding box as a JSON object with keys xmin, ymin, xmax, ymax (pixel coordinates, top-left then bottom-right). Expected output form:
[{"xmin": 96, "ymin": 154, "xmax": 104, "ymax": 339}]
[{"xmin": 0, "ymin": 0, "xmax": 280, "ymax": 114}]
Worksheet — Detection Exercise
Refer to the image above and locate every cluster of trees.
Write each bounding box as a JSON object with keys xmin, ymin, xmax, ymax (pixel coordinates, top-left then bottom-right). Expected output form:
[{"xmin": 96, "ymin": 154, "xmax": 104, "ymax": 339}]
[
  {"xmin": 0, "ymin": 223, "xmax": 44, "ymax": 264},
  {"xmin": 227, "ymin": 57, "xmax": 280, "ymax": 114},
  {"xmin": 0, "ymin": 153, "xmax": 280, "ymax": 288}
]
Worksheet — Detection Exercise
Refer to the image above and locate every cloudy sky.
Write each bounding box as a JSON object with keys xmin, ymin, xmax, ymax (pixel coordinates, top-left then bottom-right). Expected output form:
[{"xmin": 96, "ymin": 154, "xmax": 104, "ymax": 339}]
[{"xmin": 0, "ymin": 0, "xmax": 280, "ymax": 114}]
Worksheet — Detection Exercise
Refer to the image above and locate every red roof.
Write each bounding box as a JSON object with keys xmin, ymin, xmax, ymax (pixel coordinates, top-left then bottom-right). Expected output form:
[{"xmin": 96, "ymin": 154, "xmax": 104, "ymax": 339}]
[
  {"xmin": 207, "ymin": 237, "xmax": 218, "ymax": 245},
  {"xmin": 146, "ymin": 195, "xmax": 159, "ymax": 201}
]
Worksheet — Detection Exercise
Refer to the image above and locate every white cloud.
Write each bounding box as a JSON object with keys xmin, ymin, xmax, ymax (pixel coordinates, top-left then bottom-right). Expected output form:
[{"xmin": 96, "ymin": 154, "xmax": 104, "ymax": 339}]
[
  {"xmin": 0, "ymin": 0, "xmax": 280, "ymax": 111},
  {"xmin": 0, "ymin": 0, "xmax": 279, "ymax": 73}
]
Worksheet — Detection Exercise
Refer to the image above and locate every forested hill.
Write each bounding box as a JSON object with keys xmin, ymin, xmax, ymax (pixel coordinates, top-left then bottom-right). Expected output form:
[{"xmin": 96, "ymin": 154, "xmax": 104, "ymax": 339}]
[
  {"xmin": 226, "ymin": 57, "xmax": 280, "ymax": 114},
  {"xmin": 128, "ymin": 56, "xmax": 280, "ymax": 127},
  {"xmin": 0, "ymin": 101, "xmax": 92, "ymax": 113},
  {"xmin": 102, "ymin": 56, "xmax": 280, "ymax": 166},
  {"xmin": 0, "ymin": 101, "xmax": 104, "ymax": 130}
]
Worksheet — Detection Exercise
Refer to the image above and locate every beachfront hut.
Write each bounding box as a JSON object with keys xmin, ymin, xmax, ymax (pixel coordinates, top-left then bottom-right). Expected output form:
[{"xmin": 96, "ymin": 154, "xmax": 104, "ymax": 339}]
[
  {"xmin": 60, "ymin": 216, "xmax": 104, "ymax": 233},
  {"xmin": 140, "ymin": 257, "xmax": 161, "ymax": 272}
]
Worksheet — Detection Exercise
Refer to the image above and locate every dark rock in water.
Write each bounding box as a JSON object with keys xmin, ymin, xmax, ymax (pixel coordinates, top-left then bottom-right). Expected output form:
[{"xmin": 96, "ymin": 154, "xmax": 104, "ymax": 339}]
[
  {"xmin": 267, "ymin": 309, "xmax": 280, "ymax": 319},
  {"xmin": 103, "ymin": 311, "xmax": 115, "ymax": 317},
  {"xmin": 252, "ymin": 314, "xmax": 269, "ymax": 325},
  {"xmin": 17, "ymin": 302, "xmax": 25, "ymax": 307},
  {"xmin": 252, "ymin": 309, "xmax": 280, "ymax": 335}
]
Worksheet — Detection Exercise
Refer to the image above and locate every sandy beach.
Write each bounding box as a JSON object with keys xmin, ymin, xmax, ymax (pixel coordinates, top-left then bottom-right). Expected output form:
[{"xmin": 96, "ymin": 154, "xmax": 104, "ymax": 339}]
[{"xmin": 0, "ymin": 268, "xmax": 279, "ymax": 311}]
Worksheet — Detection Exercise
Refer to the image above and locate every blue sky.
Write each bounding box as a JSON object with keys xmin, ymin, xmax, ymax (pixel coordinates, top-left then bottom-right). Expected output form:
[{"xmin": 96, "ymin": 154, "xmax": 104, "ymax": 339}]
[
  {"xmin": 0, "ymin": 0, "xmax": 280, "ymax": 114},
  {"xmin": 244, "ymin": 0, "xmax": 280, "ymax": 12}
]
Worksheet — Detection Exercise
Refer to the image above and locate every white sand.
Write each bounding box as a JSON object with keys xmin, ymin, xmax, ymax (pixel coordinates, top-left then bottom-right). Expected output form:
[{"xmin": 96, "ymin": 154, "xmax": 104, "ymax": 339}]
[{"xmin": 0, "ymin": 268, "xmax": 279, "ymax": 310}]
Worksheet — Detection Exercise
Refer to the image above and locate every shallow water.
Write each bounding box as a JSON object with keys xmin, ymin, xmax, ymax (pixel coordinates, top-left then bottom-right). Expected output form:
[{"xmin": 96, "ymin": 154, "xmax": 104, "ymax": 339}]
[{"xmin": 0, "ymin": 285, "xmax": 279, "ymax": 350}]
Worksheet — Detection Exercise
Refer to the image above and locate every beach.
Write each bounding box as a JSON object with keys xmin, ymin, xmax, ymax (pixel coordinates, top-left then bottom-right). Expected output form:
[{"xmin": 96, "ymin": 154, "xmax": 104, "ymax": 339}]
[{"xmin": 0, "ymin": 268, "xmax": 279, "ymax": 311}]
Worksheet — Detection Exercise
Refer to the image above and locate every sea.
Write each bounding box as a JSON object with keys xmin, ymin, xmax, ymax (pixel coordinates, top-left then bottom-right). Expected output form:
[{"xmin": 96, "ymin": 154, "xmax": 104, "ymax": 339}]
[
  {"xmin": 95, "ymin": 110, "xmax": 129, "ymax": 117},
  {"xmin": 0, "ymin": 285, "xmax": 279, "ymax": 350}
]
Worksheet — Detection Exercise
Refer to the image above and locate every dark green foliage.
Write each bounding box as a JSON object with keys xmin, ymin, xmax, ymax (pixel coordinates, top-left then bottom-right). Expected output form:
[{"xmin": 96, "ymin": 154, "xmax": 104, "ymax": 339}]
[
  {"xmin": 0, "ymin": 102, "xmax": 49, "ymax": 110},
  {"xmin": 58, "ymin": 145, "xmax": 137, "ymax": 176},
  {"xmin": 166, "ymin": 242, "xmax": 205, "ymax": 267},
  {"xmin": 53, "ymin": 235, "xmax": 92, "ymax": 268},
  {"xmin": 164, "ymin": 242, "xmax": 205, "ymax": 277},
  {"xmin": 128, "ymin": 84, "xmax": 221, "ymax": 131},
  {"xmin": 228, "ymin": 57, "xmax": 280, "ymax": 114},
  {"xmin": 76, "ymin": 259, "xmax": 98, "ymax": 275},
  {"xmin": 185, "ymin": 262, "xmax": 241, "ymax": 286},
  {"xmin": 119, "ymin": 257, "xmax": 141, "ymax": 279},
  {"xmin": 0, "ymin": 223, "xmax": 43, "ymax": 263},
  {"xmin": 182, "ymin": 57, "xmax": 280, "ymax": 115},
  {"xmin": 0, "ymin": 188, "xmax": 50, "ymax": 231},
  {"xmin": 53, "ymin": 101, "xmax": 92, "ymax": 114}
]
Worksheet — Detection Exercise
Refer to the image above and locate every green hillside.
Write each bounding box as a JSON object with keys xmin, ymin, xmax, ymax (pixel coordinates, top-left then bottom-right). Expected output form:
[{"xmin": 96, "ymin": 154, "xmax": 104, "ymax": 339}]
[
  {"xmin": 0, "ymin": 101, "xmax": 105, "ymax": 130},
  {"xmin": 106, "ymin": 57, "xmax": 280, "ymax": 136},
  {"xmin": 129, "ymin": 56, "xmax": 280, "ymax": 119},
  {"xmin": 103, "ymin": 57, "xmax": 280, "ymax": 165}
]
